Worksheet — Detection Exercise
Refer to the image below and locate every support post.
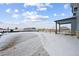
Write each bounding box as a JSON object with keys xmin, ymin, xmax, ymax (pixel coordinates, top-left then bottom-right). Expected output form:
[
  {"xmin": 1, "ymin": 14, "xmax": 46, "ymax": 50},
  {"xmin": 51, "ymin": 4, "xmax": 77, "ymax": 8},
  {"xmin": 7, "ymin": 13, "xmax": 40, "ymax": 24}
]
[
  {"xmin": 59, "ymin": 23, "xmax": 60, "ymax": 33},
  {"xmin": 71, "ymin": 22, "xmax": 76, "ymax": 36},
  {"xmin": 55, "ymin": 22, "xmax": 57, "ymax": 34}
]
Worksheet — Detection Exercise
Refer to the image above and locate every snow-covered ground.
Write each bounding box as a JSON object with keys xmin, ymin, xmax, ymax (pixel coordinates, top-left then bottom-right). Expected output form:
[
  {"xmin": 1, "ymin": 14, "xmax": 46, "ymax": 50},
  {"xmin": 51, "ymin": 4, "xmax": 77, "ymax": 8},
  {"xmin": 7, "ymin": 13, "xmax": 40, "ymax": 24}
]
[
  {"xmin": 0, "ymin": 32, "xmax": 49, "ymax": 56},
  {"xmin": 0, "ymin": 32, "xmax": 79, "ymax": 56},
  {"xmin": 39, "ymin": 32, "xmax": 79, "ymax": 56}
]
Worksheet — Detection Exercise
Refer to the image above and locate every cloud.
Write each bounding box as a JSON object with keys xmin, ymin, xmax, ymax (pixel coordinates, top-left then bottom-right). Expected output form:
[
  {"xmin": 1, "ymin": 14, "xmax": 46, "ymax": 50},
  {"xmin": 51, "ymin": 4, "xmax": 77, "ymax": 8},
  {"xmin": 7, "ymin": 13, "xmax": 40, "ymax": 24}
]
[
  {"xmin": 22, "ymin": 11, "xmax": 37, "ymax": 17},
  {"xmin": 12, "ymin": 14, "xmax": 19, "ymax": 18},
  {"xmin": 37, "ymin": 7, "xmax": 47, "ymax": 11},
  {"xmin": 53, "ymin": 13, "xmax": 57, "ymax": 16},
  {"xmin": 61, "ymin": 13, "xmax": 65, "ymax": 16},
  {"xmin": 6, "ymin": 8, "xmax": 19, "ymax": 14},
  {"xmin": 24, "ymin": 3, "xmax": 37, "ymax": 8},
  {"xmin": 37, "ymin": 3, "xmax": 52, "ymax": 11},
  {"xmin": 14, "ymin": 9, "xmax": 19, "ymax": 13},
  {"xmin": 6, "ymin": 3, "xmax": 11, "ymax": 5},
  {"xmin": 6, "ymin": 9, "xmax": 11, "ymax": 13},
  {"xmin": 64, "ymin": 4, "xmax": 69, "ymax": 9},
  {"xmin": 36, "ymin": 3, "xmax": 52, "ymax": 11},
  {"xmin": 22, "ymin": 11, "xmax": 49, "ymax": 21},
  {"xmin": 36, "ymin": 3, "xmax": 52, "ymax": 8},
  {"xmin": 24, "ymin": 3, "xmax": 52, "ymax": 11},
  {"xmin": 53, "ymin": 13, "xmax": 65, "ymax": 17}
]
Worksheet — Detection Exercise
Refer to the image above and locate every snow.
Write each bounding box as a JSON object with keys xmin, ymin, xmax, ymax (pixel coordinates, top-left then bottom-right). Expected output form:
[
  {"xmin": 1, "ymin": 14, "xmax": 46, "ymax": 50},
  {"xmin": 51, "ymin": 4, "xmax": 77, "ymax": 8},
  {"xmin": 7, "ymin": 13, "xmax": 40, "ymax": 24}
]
[
  {"xmin": 0, "ymin": 32, "xmax": 49, "ymax": 56},
  {"xmin": 0, "ymin": 33, "xmax": 21, "ymax": 50},
  {"xmin": 39, "ymin": 32, "xmax": 79, "ymax": 56},
  {"xmin": 0, "ymin": 32, "xmax": 79, "ymax": 56}
]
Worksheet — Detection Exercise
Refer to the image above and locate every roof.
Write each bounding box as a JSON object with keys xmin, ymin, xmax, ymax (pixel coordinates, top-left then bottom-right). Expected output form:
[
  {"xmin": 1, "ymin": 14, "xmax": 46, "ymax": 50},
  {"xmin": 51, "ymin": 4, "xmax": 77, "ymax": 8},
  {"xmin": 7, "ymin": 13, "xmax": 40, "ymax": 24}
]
[
  {"xmin": 54, "ymin": 16, "xmax": 76, "ymax": 22},
  {"xmin": 0, "ymin": 28, "xmax": 6, "ymax": 30}
]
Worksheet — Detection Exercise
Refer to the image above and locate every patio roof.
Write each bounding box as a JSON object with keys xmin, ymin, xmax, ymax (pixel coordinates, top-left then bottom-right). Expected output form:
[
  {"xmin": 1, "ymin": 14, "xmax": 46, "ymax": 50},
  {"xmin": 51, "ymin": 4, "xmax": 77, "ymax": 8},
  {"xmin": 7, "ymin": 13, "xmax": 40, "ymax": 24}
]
[{"xmin": 54, "ymin": 16, "xmax": 76, "ymax": 24}]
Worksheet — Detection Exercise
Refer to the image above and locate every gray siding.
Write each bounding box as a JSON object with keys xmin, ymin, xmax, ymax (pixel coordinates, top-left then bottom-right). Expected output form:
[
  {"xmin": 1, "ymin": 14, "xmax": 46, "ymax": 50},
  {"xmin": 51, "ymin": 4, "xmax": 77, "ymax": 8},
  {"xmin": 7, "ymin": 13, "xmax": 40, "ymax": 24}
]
[
  {"xmin": 71, "ymin": 19, "xmax": 76, "ymax": 33},
  {"xmin": 76, "ymin": 4, "xmax": 79, "ymax": 31}
]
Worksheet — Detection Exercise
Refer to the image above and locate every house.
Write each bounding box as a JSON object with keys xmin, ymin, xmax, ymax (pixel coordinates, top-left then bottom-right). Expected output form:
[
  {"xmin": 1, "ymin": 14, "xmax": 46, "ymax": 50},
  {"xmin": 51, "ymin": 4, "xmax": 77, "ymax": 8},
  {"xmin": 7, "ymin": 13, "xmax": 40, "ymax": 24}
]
[
  {"xmin": 23, "ymin": 28, "xmax": 36, "ymax": 32},
  {"xmin": 0, "ymin": 28, "xmax": 8, "ymax": 33},
  {"xmin": 54, "ymin": 3, "xmax": 79, "ymax": 38}
]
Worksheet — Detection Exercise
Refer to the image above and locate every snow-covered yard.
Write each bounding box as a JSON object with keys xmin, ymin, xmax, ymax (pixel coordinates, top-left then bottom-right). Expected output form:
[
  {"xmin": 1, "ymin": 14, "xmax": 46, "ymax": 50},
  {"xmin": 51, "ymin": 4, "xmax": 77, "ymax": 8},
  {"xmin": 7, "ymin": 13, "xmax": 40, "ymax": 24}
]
[
  {"xmin": 40, "ymin": 32, "xmax": 79, "ymax": 56},
  {"xmin": 0, "ymin": 32, "xmax": 79, "ymax": 56},
  {"xmin": 0, "ymin": 32, "xmax": 49, "ymax": 56}
]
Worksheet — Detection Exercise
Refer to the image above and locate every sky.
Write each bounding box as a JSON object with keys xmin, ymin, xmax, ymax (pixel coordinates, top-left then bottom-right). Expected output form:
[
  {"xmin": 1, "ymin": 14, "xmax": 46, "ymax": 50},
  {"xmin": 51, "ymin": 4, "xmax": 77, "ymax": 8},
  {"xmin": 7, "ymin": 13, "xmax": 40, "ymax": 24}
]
[{"xmin": 0, "ymin": 3, "xmax": 72, "ymax": 29}]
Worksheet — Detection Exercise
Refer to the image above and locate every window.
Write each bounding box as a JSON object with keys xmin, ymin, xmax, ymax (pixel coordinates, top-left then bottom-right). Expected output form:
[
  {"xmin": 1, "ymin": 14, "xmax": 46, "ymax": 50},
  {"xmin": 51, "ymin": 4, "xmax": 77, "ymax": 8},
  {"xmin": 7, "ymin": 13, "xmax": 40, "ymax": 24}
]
[
  {"xmin": 74, "ymin": 7, "xmax": 78, "ymax": 12},
  {"xmin": 73, "ymin": 13, "xmax": 76, "ymax": 16}
]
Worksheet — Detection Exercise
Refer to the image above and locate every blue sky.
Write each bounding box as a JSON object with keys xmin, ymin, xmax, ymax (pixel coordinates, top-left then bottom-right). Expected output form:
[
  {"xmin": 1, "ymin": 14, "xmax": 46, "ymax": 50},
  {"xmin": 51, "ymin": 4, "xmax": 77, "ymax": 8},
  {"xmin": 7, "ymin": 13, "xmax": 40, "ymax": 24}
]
[{"xmin": 0, "ymin": 3, "xmax": 72, "ymax": 29}]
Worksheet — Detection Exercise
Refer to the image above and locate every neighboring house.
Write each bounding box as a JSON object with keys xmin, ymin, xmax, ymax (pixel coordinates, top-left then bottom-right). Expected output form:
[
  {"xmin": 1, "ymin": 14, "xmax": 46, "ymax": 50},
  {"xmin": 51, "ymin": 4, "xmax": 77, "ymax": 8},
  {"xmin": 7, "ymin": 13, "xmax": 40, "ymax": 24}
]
[
  {"xmin": 60, "ymin": 26, "xmax": 71, "ymax": 34},
  {"xmin": 23, "ymin": 28, "xmax": 36, "ymax": 32},
  {"xmin": 37, "ymin": 28, "xmax": 56, "ymax": 32},
  {"xmin": 60, "ymin": 26, "xmax": 70, "ymax": 31},
  {"xmin": 0, "ymin": 28, "xmax": 8, "ymax": 33},
  {"xmin": 54, "ymin": 3, "xmax": 79, "ymax": 38}
]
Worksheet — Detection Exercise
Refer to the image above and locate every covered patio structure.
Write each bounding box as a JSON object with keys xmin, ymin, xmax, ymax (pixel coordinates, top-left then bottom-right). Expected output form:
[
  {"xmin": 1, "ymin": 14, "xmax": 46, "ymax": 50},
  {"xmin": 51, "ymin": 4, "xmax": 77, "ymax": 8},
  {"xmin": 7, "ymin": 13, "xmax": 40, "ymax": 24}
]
[{"xmin": 54, "ymin": 16, "xmax": 76, "ymax": 35}]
